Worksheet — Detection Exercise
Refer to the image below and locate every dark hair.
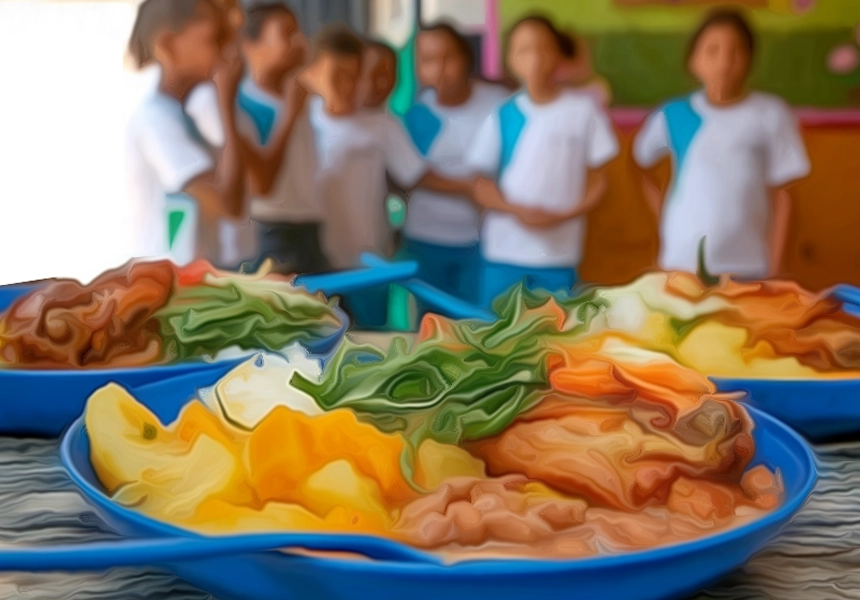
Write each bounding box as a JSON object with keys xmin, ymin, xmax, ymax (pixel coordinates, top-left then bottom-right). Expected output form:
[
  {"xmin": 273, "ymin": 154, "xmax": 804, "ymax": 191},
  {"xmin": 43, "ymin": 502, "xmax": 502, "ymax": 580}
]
[
  {"xmin": 242, "ymin": 3, "xmax": 295, "ymax": 41},
  {"xmin": 556, "ymin": 30, "xmax": 578, "ymax": 59},
  {"xmin": 419, "ymin": 22, "xmax": 475, "ymax": 71},
  {"xmin": 315, "ymin": 26, "xmax": 364, "ymax": 58},
  {"xmin": 508, "ymin": 14, "xmax": 567, "ymax": 54},
  {"xmin": 129, "ymin": 0, "xmax": 210, "ymax": 68},
  {"xmin": 686, "ymin": 9, "xmax": 755, "ymax": 64}
]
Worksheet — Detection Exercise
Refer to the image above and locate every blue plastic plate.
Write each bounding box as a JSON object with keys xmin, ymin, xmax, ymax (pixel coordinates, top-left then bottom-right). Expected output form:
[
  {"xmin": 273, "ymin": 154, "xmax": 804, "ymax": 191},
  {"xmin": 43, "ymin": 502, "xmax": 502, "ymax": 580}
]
[
  {"xmin": 712, "ymin": 377, "xmax": 860, "ymax": 440},
  {"xmin": 0, "ymin": 283, "xmax": 40, "ymax": 312},
  {"xmin": 57, "ymin": 403, "xmax": 816, "ymax": 600},
  {"xmin": 0, "ymin": 359, "xmax": 247, "ymax": 438},
  {"xmin": 0, "ymin": 305, "xmax": 347, "ymax": 438}
]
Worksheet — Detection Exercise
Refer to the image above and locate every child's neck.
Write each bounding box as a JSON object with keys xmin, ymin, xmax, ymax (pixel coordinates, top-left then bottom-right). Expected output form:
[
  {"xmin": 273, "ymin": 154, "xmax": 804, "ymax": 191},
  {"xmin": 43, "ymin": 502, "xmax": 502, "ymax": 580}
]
[
  {"xmin": 253, "ymin": 66, "xmax": 290, "ymax": 98},
  {"xmin": 703, "ymin": 85, "xmax": 747, "ymax": 107},
  {"xmin": 324, "ymin": 96, "xmax": 356, "ymax": 117},
  {"xmin": 158, "ymin": 69, "xmax": 197, "ymax": 103},
  {"xmin": 437, "ymin": 80, "xmax": 472, "ymax": 107},
  {"xmin": 525, "ymin": 80, "xmax": 560, "ymax": 105}
]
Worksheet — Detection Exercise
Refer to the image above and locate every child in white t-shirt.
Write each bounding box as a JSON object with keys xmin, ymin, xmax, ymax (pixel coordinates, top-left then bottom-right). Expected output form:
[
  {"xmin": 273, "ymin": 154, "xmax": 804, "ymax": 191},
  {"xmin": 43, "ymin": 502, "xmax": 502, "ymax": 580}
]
[
  {"xmin": 300, "ymin": 28, "xmax": 478, "ymax": 328},
  {"xmin": 634, "ymin": 10, "xmax": 810, "ymax": 280},
  {"xmin": 401, "ymin": 23, "xmax": 509, "ymax": 305},
  {"xmin": 467, "ymin": 16, "xmax": 618, "ymax": 309},
  {"xmin": 236, "ymin": 3, "xmax": 326, "ymax": 275},
  {"xmin": 359, "ymin": 40, "xmax": 398, "ymax": 112},
  {"xmin": 125, "ymin": 0, "xmax": 245, "ymax": 265}
]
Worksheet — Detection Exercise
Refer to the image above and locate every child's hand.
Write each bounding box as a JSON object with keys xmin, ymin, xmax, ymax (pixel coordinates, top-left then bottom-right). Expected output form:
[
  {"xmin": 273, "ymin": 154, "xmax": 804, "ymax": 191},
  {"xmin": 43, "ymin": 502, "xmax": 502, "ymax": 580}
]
[
  {"xmin": 282, "ymin": 77, "xmax": 308, "ymax": 119},
  {"xmin": 474, "ymin": 178, "xmax": 506, "ymax": 210},
  {"xmin": 518, "ymin": 208, "xmax": 563, "ymax": 229},
  {"xmin": 213, "ymin": 44, "xmax": 244, "ymax": 98}
]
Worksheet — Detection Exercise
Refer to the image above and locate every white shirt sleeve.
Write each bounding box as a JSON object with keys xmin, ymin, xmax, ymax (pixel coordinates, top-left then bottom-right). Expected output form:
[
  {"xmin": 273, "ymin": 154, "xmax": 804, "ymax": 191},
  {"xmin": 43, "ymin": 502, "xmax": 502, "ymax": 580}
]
[
  {"xmin": 185, "ymin": 83, "xmax": 225, "ymax": 148},
  {"xmin": 138, "ymin": 107, "xmax": 215, "ymax": 195},
  {"xmin": 383, "ymin": 116, "xmax": 427, "ymax": 189},
  {"xmin": 586, "ymin": 100, "xmax": 619, "ymax": 168},
  {"xmin": 633, "ymin": 110, "xmax": 670, "ymax": 168},
  {"xmin": 465, "ymin": 112, "xmax": 502, "ymax": 176},
  {"xmin": 764, "ymin": 101, "xmax": 810, "ymax": 187}
]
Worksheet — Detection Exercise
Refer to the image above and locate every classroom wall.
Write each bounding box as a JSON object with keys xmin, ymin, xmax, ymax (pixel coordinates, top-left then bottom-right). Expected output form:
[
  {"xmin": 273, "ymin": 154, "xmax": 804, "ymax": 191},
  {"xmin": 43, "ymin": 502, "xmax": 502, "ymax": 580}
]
[{"xmin": 499, "ymin": 0, "xmax": 860, "ymax": 107}]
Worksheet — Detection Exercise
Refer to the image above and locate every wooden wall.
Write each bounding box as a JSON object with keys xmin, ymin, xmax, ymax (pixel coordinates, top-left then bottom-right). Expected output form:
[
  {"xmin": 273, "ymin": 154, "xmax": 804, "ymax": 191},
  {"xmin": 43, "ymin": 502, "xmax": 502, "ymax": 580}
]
[{"xmin": 579, "ymin": 122, "xmax": 860, "ymax": 291}]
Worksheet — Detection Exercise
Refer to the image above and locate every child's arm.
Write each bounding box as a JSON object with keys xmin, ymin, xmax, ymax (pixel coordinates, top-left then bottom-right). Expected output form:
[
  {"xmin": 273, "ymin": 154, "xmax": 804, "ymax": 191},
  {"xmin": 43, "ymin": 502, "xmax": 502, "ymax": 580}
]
[
  {"xmin": 640, "ymin": 169, "xmax": 666, "ymax": 219},
  {"xmin": 767, "ymin": 186, "xmax": 793, "ymax": 278},
  {"xmin": 517, "ymin": 166, "xmax": 610, "ymax": 228},
  {"xmin": 633, "ymin": 110, "xmax": 671, "ymax": 220},
  {"xmin": 414, "ymin": 172, "xmax": 476, "ymax": 200},
  {"xmin": 239, "ymin": 79, "xmax": 308, "ymax": 196},
  {"xmin": 763, "ymin": 101, "xmax": 810, "ymax": 278},
  {"xmin": 384, "ymin": 118, "xmax": 486, "ymax": 204},
  {"xmin": 185, "ymin": 51, "xmax": 245, "ymax": 219}
]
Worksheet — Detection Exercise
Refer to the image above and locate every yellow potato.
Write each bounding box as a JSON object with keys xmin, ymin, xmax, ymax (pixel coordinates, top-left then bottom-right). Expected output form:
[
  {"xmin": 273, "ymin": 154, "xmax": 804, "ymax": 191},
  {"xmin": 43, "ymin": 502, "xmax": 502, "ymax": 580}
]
[{"xmin": 413, "ymin": 439, "xmax": 486, "ymax": 491}]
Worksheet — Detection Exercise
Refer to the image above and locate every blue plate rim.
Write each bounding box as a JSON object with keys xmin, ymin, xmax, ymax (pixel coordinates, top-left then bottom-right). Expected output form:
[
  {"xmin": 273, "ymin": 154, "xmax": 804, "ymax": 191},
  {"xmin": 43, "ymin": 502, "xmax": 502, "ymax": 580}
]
[
  {"xmin": 60, "ymin": 404, "xmax": 817, "ymax": 575},
  {"xmin": 0, "ymin": 305, "xmax": 348, "ymax": 377},
  {"xmin": 711, "ymin": 375, "xmax": 860, "ymax": 384}
]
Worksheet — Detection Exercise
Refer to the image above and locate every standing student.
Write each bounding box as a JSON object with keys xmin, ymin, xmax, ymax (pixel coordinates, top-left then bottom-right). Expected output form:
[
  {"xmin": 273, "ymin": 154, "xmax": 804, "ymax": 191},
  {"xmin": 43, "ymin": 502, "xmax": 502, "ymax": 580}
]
[
  {"xmin": 357, "ymin": 40, "xmax": 408, "ymax": 246},
  {"xmin": 125, "ymin": 0, "xmax": 245, "ymax": 265},
  {"xmin": 633, "ymin": 10, "xmax": 810, "ymax": 280},
  {"xmin": 467, "ymin": 16, "xmax": 618, "ymax": 309},
  {"xmin": 402, "ymin": 23, "xmax": 508, "ymax": 304},
  {"xmin": 359, "ymin": 40, "xmax": 398, "ymax": 112},
  {"xmin": 300, "ymin": 28, "xmax": 478, "ymax": 328},
  {"xmin": 133, "ymin": 0, "xmax": 252, "ymax": 269},
  {"xmin": 236, "ymin": 3, "xmax": 325, "ymax": 275}
]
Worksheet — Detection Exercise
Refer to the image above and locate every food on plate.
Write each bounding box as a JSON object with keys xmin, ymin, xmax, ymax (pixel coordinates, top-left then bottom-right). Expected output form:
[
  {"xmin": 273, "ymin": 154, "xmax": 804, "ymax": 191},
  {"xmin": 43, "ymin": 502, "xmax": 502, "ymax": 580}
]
[
  {"xmin": 536, "ymin": 272, "xmax": 860, "ymax": 378},
  {"xmin": 0, "ymin": 260, "xmax": 341, "ymax": 369},
  {"xmin": 85, "ymin": 293, "xmax": 783, "ymax": 561}
]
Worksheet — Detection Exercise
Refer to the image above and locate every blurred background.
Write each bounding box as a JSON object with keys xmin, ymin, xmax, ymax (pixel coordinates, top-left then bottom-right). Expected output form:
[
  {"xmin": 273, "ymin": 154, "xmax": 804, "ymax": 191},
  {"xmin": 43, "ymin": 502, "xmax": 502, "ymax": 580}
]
[{"xmin": 0, "ymin": 0, "xmax": 858, "ymax": 289}]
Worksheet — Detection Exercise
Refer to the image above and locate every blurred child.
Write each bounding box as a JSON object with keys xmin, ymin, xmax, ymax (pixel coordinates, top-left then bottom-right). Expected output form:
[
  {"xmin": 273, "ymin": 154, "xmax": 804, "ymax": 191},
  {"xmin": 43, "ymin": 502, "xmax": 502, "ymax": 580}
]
[
  {"xmin": 360, "ymin": 40, "xmax": 398, "ymax": 111},
  {"xmin": 467, "ymin": 15, "xmax": 618, "ymax": 309},
  {"xmin": 402, "ymin": 23, "xmax": 508, "ymax": 303},
  {"xmin": 300, "ymin": 27, "xmax": 478, "ymax": 328},
  {"xmin": 236, "ymin": 3, "xmax": 325, "ymax": 274},
  {"xmin": 126, "ymin": 0, "xmax": 245, "ymax": 264},
  {"xmin": 633, "ymin": 9, "xmax": 810, "ymax": 279},
  {"xmin": 133, "ymin": 0, "xmax": 250, "ymax": 268},
  {"xmin": 554, "ymin": 30, "xmax": 612, "ymax": 108},
  {"xmin": 358, "ymin": 39, "xmax": 409, "ymax": 231}
]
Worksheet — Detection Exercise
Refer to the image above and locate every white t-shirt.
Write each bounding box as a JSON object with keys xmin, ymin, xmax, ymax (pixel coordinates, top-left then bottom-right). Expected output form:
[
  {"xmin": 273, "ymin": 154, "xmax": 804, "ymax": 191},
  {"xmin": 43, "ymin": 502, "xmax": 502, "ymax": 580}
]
[
  {"xmin": 138, "ymin": 65, "xmax": 225, "ymax": 146},
  {"xmin": 466, "ymin": 90, "xmax": 619, "ymax": 268},
  {"xmin": 125, "ymin": 90, "xmax": 214, "ymax": 262},
  {"xmin": 634, "ymin": 91, "xmax": 810, "ymax": 278},
  {"xmin": 308, "ymin": 98, "xmax": 426, "ymax": 269},
  {"xmin": 236, "ymin": 79, "xmax": 320, "ymax": 224},
  {"xmin": 402, "ymin": 81, "xmax": 509, "ymax": 245},
  {"xmin": 133, "ymin": 67, "xmax": 254, "ymax": 268}
]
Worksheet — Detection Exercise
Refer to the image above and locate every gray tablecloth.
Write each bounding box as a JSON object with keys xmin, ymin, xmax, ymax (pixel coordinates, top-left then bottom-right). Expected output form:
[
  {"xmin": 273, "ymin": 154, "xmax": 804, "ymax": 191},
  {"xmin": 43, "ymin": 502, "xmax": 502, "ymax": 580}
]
[{"xmin": 0, "ymin": 437, "xmax": 857, "ymax": 600}]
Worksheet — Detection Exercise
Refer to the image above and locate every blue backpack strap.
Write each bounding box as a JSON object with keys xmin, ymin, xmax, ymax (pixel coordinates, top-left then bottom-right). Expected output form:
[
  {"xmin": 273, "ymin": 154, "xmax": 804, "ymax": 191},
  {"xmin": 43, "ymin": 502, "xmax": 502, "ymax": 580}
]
[
  {"xmin": 402, "ymin": 102, "xmax": 443, "ymax": 156},
  {"xmin": 662, "ymin": 94, "xmax": 702, "ymax": 170},
  {"xmin": 237, "ymin": 89, "xmax": 278, "ymax": 146},
  {"xmin": 498, "ymin": 95, "xmax": 527, "ymax": 177}
]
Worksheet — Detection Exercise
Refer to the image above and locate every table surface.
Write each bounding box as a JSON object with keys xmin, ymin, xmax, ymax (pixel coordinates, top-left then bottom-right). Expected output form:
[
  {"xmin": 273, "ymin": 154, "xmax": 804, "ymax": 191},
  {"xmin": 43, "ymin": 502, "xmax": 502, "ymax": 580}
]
[{"xmin": 0, "ymin": 438, "xmax": 857, "ymax": 599}]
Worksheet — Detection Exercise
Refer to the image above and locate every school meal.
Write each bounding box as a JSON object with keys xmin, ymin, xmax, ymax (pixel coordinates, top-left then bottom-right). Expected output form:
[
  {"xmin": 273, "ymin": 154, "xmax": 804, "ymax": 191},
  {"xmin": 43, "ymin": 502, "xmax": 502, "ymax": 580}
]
[
  {"xmin": 531, "ymin": 272, "xmax": 860, "ymax": 379},
  {"xmin": 85, "ymin": 292, "xmax": 782, "ymax": 561},
  {"xmin": 0, "ymin": 260, "xmax": 340, "ymax": 369}
]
